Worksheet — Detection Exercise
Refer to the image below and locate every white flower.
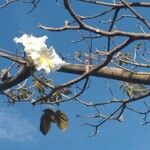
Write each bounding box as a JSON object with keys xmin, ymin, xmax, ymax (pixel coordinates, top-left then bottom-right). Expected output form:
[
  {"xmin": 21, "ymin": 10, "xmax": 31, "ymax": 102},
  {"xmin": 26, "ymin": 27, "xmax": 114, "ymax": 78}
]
[
  {"xmin": 14, "ymin": 34, "xmax": 48, "ymax": 53},
  {"xmin": 14, "ymin": 34, "xmax": 66, "ymax": 73},
  {"xmin": 29, "ymin": 46, "xmax": 66, "ymax": 73}
]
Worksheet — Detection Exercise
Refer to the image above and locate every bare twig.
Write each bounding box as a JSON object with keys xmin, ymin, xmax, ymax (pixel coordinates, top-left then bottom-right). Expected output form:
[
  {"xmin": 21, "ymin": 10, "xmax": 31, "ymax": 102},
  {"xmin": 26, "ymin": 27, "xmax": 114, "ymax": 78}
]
[
  {"xmin": 78, "ymin": 0, "xmax": 150, "ymax": 8},
  {"xmin": 120, "ymin": 0, "xmax": 150, "ymax": 29},
  {"xmin": 0, "ymin": 0, "xmax": 17, "ymax": 9}
]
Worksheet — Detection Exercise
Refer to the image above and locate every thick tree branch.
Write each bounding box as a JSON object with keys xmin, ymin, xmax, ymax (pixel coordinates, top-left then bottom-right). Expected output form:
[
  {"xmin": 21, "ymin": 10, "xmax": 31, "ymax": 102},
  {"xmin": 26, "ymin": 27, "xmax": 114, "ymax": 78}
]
[
  {"xmin": 1, "ymin": 44, "xmax": 150, "ymax": 95},
  {"xmin": 59, "ymin": 64, "xmax": 150, "ymax": 85},
  {"xmin": 0, "ymin": 65, "xmax": 35, "ymax": 92},
  {"xmin": 0, "ymin": 48, "xmax": 27, "ymax": 65},
  {"xmin": 0, "ymin": 49, "xmax": 35, "ymax": 92}
]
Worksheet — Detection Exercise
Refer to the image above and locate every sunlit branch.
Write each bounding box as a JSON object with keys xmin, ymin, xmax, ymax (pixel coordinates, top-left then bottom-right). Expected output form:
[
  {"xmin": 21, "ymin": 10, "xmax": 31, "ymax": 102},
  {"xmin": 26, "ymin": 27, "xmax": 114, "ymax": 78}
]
[
  {"xmin": 0, "ymin": 65, "xmax": 35, "ymax": 92},
  {"xmin": 78, "ymin": 0, "xmax": 150, "ymax": 8},
  {"xmin": 0, "ymin": 48, "xmax": 27, "ymax": 65},
  {"xmin": 39, "ymin": 1, "xmax": 150, "ymax": 40},
  {"xmin": 60, "ymin": 64, "xmax": 150, "ymax": 85}
]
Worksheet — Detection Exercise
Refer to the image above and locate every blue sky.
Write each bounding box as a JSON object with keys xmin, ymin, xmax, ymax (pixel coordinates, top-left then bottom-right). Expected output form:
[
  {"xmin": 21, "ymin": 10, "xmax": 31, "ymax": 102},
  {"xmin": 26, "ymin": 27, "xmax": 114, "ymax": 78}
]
[{"xmin": 0, "ymin": 0, "xmax": 150, "ymax": 150}]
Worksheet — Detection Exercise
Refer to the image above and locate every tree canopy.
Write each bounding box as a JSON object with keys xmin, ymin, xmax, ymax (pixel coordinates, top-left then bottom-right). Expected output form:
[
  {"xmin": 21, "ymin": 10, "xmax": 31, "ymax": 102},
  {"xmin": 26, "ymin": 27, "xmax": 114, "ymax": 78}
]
[{"xmin": 0, "ymin": 0, "xmax": 150, "ymax": 146}]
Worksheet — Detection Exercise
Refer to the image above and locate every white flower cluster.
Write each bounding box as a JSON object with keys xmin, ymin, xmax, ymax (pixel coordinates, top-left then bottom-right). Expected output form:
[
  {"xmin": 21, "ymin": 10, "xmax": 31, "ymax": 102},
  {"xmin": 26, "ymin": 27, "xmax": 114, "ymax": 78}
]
[{"xmin": 14, "ymin": 34, "xmax": 66, "ymax": 73}]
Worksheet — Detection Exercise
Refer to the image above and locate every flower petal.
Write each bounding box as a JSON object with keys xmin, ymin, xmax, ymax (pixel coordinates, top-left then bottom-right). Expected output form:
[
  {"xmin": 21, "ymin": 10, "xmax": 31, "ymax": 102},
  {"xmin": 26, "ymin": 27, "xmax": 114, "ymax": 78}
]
[{"xmin": 14, "ymin": 34, "xmax": 66, "ymax": 73}]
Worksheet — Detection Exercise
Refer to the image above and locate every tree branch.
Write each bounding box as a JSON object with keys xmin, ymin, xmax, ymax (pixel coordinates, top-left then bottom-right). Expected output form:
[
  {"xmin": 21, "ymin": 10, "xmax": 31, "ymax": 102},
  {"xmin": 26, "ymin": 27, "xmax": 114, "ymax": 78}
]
[
  {"xmin": 39, "ymin": 0, "xmax": 150, "ymax": 40},
  {"xmin": 59, "ymin": 64, "xmax": 150, "ymax": 85},
  {"xmin": 78, "ymin": 0, "xmax": 150, "ymax": 8},
  {"xmin": 0, "ymin": 0, "xmax": 17, "ymax": 9}
]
